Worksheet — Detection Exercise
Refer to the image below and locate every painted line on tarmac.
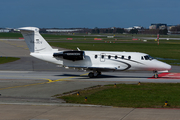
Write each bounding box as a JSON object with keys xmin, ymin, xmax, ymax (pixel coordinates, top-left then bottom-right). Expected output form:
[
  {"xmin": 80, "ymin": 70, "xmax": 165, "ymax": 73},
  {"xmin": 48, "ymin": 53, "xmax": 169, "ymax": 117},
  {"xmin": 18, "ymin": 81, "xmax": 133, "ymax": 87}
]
[
  {"xmin": 44, "ymin": 73, "xmax": 89, "ymax": 83},
  {"xmin": 0, "ymin": 74, "xmax": 43, "ymax": 80},
  {"xmin": 45, "ymin": 76, "xmax": 77, "ymax": 83},
  {"xmin": 0, "ymin": 73, "xmax": 88, "ymax": 90},
  {"xmin": 0, "ymin": 82, "xmax": 47, "ymax": 90},
  {"xmin": 80, "ymin": 73, "xmax": 89, "ymax": 76}
]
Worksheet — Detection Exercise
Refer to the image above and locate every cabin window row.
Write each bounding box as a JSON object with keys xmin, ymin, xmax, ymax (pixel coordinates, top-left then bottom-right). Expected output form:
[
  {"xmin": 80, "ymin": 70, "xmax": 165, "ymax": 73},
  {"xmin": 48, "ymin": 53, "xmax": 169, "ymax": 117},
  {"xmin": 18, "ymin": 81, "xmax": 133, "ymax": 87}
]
[{"xmin": 95, "ymin": 55, "xmax": 131, "ymax": 60}]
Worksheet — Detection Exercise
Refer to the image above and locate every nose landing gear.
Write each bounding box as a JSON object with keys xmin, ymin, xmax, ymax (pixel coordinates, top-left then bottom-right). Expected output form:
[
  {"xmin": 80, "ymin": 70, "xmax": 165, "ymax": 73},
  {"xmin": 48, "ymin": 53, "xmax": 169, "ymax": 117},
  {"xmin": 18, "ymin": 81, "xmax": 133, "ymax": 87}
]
[
  {"xmin": 88, "ymin": 72, "xmax": 94, "ymax": 78},
  {"xmin": 153, "ymin": 71, "xmax": 159, "ymax": 78}
]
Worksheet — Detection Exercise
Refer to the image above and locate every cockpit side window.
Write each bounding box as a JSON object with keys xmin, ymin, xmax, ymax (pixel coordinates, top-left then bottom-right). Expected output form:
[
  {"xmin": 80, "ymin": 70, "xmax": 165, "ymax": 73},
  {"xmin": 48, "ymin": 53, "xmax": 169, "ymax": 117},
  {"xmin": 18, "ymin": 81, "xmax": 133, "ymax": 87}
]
[
  {"xmin": 148, "ymin": 55, "xmax": 154, "ymax": 60},
  {"xmin": 144, "ymin": 56, "xmax": 149, "ymax": 60},
  {"xmin": 141, "ymin": 56, "xmax": 144, "ymax": 60},
  {"xmin": 144, "ymin": 55, "xmax": 154, "ymax": 60}
]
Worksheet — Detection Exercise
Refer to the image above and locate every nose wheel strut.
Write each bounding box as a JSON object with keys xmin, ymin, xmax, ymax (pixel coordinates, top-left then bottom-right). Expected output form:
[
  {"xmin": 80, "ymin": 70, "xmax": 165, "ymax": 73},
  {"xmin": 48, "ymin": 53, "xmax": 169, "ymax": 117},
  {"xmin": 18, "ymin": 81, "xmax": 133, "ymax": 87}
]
[{"xmin": 153, "ymin": 71, "xmax": 159, "ymax": 78}]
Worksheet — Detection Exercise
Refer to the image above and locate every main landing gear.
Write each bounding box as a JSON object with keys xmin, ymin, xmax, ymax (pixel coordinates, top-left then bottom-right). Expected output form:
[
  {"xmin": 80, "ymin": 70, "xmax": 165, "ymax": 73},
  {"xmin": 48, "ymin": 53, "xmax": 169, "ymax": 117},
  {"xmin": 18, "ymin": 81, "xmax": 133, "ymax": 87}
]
[
  {"xmin": 88, "ymin": 71, "xmax": 101, "ymax": 78},
  {"xmin": 153, "ymin": 71, "xmax": 159, "ymax": 78}
]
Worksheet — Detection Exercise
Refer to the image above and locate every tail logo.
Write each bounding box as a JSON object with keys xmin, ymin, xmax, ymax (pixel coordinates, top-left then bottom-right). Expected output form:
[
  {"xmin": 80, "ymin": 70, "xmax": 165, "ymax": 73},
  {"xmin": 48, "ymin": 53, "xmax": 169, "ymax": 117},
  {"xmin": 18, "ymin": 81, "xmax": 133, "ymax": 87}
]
[
  {"xmin": 30, "ymin": 39, "xmax": 42, "ymax": 44},
  {"xmin": 35, "ymin": 29, "xmax": 38, "ymax": 32}
]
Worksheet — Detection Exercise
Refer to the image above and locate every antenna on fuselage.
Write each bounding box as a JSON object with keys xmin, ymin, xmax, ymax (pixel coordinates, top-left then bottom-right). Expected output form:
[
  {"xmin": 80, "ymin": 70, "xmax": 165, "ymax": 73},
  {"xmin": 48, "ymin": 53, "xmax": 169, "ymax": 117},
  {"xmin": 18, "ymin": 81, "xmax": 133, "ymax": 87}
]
[{"xmin": 77, "ymin": 47, "xmax": 81, "ymax": 51}]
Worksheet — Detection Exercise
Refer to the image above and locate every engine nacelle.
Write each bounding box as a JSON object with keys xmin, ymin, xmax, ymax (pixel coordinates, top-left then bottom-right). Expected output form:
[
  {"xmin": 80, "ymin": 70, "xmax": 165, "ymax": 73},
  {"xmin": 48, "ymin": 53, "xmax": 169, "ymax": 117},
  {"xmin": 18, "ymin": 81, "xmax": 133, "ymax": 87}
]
[{"xmin": 53, "ymin": 51, "xmax": 85, "ymax": 61}]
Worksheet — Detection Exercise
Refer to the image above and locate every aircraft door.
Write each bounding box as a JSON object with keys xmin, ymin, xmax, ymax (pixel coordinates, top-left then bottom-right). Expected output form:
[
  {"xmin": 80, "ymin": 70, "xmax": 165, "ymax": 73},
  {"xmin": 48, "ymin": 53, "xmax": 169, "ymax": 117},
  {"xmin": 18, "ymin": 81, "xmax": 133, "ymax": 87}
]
[{"xmin": 100, "ymin": 53, "xmax": 106, "ymax": 62}]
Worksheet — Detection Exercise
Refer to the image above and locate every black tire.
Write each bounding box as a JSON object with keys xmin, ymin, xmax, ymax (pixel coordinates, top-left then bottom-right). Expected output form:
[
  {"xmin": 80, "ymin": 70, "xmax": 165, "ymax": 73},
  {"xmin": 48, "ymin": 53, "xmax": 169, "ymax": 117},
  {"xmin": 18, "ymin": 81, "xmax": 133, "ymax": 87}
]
[{"xmin": 88, "ymin": 72, "xmax": 94, "ymax": 78}]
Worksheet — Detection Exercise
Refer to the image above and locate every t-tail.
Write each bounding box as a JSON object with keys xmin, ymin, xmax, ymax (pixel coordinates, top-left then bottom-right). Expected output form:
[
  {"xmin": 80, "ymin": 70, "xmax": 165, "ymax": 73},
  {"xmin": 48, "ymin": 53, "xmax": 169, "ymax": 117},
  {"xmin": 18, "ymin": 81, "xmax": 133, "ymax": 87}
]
[
  {"xmin": 19, "ymin": 27, "xmax": 61, "ymax": 64},
  {"xmin": 19, "ymin": 27, "xmax": 54, "ymax": 53}
]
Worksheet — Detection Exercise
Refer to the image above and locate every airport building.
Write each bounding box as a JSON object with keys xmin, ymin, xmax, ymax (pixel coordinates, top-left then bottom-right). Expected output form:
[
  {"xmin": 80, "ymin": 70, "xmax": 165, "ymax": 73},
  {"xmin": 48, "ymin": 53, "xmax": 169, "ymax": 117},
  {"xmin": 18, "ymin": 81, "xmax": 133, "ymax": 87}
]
[
  {"xmin": 46, "ymin": 29, "xmax": 82, "ymax": 33},
  {"xmin": 0, "ymin": 29, "xmax": 10, "ymax": 33},
  {"xmin": 149, "ymin": 23, "xmax": 167, "ymax": 29}
]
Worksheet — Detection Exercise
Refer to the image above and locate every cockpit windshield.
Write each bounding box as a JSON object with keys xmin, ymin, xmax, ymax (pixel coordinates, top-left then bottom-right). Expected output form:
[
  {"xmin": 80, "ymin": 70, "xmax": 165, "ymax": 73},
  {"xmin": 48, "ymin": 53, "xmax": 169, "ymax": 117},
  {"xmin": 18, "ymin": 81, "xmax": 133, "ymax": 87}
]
[{"xmin": 144, "ymin": 55, "xmax": 154, "ymax": 60}]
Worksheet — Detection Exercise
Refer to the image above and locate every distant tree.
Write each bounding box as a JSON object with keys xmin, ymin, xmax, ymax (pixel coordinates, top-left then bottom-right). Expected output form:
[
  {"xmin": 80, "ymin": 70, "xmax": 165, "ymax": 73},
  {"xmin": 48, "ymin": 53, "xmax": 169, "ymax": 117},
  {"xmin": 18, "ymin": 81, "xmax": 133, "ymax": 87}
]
[
  {"xmin": 91, "ymin": 27, "xmax": 100, "ymax": 34},
  {"xmin": 95, "ymin": 28, "xmax": 100, "ymax": 34},
  {"xmin": 170, "ymin": 25, "xmax": 180, "ymax": 31},
  {"xmin": 91, "ymin": 29, "xmax": 95, "ymax": 33},
  {"xmin": 108, "ymin": 29, "xmax": 113, "ymax": 33},
  {"xmin": 40, "ymin": 28, "xmax": 48, "ymax": 33},
  {"xmin": 159, "ymin": 29, "xmax": 168, "ymax": 35},
  {"xmin": 105, "ymin": 29, "xmax": 108, "ymax": 33},
  {"xmin": 138, "ymin": 29, "xmax": 159, "ymax": 34},
  {"xmin": 129, "ymin": 29, "xmax": 138, "ymax": 34},
  {"xmin": 116, "ymin": 28, "xmax": 125, "ymax": 33}
]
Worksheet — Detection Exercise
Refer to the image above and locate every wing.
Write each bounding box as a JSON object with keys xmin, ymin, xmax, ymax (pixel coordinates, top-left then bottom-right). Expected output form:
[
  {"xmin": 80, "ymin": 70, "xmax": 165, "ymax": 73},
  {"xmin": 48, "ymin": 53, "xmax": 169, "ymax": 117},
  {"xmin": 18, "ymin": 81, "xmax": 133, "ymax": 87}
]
[{"xmin": 66, "ymin": 66, "xmax": 117, "ymax": 71}]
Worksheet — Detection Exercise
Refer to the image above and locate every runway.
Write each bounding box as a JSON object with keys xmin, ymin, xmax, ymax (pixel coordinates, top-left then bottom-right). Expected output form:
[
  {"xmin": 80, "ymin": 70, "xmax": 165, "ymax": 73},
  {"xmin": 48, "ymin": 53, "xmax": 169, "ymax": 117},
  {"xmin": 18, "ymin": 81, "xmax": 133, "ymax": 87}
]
[{"xmin": 0, "ymin": 39, "xmax": 180, "ymax": 120}]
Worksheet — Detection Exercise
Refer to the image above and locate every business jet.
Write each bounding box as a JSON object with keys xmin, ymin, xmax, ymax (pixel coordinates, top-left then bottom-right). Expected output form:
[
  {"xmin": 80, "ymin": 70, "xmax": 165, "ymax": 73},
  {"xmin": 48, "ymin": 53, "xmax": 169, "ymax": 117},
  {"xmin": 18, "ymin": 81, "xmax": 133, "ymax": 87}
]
[{"xmin": 19, "ymin": 27, "xmax": 171, "ymax": 78}]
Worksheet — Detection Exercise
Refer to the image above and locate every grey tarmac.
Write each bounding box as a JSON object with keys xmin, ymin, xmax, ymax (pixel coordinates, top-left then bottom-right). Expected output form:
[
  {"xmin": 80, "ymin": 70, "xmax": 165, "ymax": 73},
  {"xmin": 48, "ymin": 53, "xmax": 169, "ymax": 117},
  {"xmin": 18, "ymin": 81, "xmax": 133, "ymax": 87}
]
[{"xmin": 0, "ymin": 105, "xmax": 180, "ymax": 120}]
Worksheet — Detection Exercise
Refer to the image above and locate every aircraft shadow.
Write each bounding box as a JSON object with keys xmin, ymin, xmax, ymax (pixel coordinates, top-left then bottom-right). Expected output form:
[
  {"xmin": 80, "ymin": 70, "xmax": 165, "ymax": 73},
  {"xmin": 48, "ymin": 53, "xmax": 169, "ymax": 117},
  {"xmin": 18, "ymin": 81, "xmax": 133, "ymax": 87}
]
[
  {"xmin": 54, "ymin": 74, "xmax": 148, "ymax": 79},
  {"xmin": 55, "ymin": 74, "xmax": 81, "ymax": 77}
]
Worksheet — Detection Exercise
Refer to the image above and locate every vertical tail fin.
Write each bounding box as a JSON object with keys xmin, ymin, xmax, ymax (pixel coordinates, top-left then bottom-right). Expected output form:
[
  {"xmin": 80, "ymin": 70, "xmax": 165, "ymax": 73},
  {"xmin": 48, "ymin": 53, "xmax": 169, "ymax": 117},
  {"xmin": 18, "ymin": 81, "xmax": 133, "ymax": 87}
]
[{"xmin": 19, "ymin": 27, "xmax": 53, "ymax": 53}]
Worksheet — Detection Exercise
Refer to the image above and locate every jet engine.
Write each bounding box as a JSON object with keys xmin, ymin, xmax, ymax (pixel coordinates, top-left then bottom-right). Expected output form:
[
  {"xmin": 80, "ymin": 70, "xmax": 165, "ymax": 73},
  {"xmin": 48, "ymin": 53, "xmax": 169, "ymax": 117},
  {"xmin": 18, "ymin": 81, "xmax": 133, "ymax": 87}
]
[{"xmin": 53, "ymin": 51, "xmax": 85, "ymax": 61}]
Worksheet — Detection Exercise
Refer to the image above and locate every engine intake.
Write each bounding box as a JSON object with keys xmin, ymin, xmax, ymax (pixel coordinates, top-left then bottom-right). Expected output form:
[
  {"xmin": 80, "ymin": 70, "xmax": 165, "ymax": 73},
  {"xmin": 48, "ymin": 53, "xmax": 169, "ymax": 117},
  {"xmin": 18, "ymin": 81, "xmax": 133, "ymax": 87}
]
[{"xmin": 53, "ymin": 51, "xmax": 85, "ymax": 61}]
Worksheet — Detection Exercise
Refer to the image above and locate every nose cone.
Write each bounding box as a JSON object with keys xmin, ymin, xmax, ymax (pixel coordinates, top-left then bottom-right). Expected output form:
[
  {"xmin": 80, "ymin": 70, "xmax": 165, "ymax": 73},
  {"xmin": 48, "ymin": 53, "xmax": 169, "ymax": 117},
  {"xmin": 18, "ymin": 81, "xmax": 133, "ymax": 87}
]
[
  {"xmin": 156, "ymin": 61, "xmax": 171, "ymax": 71},
  {"xmin": 164, "ymin": 63, "xmax": 171, "ymax": 71}
]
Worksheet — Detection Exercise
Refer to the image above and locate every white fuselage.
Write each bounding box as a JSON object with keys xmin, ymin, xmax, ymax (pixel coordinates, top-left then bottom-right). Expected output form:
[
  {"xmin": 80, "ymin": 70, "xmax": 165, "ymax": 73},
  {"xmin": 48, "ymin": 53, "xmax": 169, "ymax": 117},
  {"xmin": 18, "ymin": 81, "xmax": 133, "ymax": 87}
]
[{"xmin": 31, "ymin": 50, "xmax": 171, "ymax": 72}]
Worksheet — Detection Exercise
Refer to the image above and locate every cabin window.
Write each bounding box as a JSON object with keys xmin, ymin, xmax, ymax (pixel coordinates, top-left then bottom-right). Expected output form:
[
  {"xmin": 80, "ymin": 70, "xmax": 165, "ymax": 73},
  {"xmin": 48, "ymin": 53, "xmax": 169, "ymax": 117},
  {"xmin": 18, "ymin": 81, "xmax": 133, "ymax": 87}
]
[
  {"xmin": 95, "ymin": 55, "xmax": 97, "ymax": 59},
  {"xmin": 108, "ymin": 55, "xmax": 111, "ymax": 59},
  {"xmin": 121, "ymin": 56, "xmax": 124, "ymax": 59},
  {"xmin": 115, "ymin": 55, "xmax": 117, "ymax": 59},
  {"xmin": 128, "ymin": 56, "xmax": 131, "ymax": 60},
  {"xmin": 101, "ymin": 55, "xmax": 104, "ymax": 59}
]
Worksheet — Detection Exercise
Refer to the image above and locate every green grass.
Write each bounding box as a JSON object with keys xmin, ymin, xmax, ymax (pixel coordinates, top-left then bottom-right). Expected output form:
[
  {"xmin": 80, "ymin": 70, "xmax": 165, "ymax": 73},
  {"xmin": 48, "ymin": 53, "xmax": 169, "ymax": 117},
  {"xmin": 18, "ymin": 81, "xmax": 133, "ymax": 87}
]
[
  {"xmin": 0, "ymin": 33, "xmax": 105, "ymax": 39},
  {"xmin": 59, "ymin": 83, "xmax": 180, "ymax": 108},
  {"xmin": 1, "ymin": 32, "xmax": 180, "ymax": 39},
  {"xmin": 0, "ymin": 33, "xmax": 23, "ymax": 38},
  {"xmin": 49, "ymin": 41, "xmax": 180, "ymax": 65},
  {"xmin": 0, "ymin": 57, "xmax": 20, "ymax": 64},
  {"xmin": 42, "ymin": 34, "xmax": 106, "ymax": 39}
]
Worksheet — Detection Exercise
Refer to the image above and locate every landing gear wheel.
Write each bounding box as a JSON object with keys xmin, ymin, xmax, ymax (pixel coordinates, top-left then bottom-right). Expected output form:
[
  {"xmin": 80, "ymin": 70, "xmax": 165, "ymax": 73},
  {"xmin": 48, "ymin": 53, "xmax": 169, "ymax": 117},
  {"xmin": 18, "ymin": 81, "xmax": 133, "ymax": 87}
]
[
  {"xmin": 88, "ymin": 72, "xmax": 94, "ymax": 78},
  {"xmin": 154, "ymin": 73, "xmax": 158, "ymax": 78}
]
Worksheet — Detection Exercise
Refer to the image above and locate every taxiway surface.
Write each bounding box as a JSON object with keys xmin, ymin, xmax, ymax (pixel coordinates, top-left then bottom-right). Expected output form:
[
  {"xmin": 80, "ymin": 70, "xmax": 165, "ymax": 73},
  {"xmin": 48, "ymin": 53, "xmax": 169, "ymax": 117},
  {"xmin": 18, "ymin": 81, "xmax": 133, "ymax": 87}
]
[{"xmin": 0, "ymin": 39, "xmax": 180, "ymax": 120}]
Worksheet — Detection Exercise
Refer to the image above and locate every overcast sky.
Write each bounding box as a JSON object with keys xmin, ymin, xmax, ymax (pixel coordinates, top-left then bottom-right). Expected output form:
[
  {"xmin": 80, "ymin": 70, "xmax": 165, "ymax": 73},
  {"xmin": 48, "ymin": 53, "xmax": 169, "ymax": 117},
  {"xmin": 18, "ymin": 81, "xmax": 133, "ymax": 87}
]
[{"xmin": 0, "ymin": 0, "xmax": 180, "ymax": 28}]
